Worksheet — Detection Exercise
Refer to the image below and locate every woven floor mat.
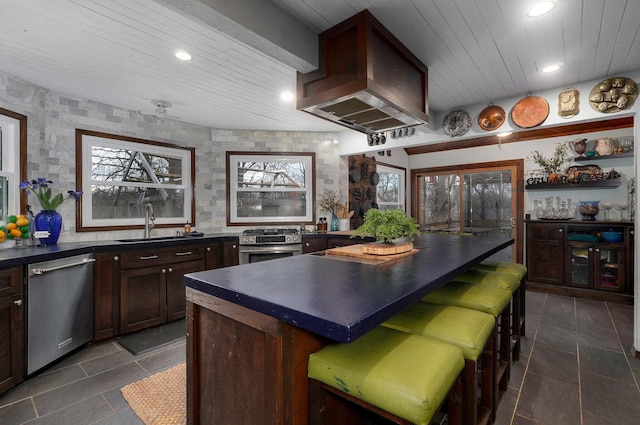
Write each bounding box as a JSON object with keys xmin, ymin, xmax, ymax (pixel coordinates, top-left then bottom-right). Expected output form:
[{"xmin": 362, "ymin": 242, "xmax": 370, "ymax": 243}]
[{"xmin": 121, "ymin": 362, "xmax": 186, "ymax": 425}]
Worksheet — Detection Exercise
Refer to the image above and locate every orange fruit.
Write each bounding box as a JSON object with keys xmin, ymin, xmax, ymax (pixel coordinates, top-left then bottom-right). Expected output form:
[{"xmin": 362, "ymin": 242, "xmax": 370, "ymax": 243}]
[
  {"xmin": 10, "ymin": 229, "xmax": 22, "ymax": 238},
  {"xmin": 6, "ymin": 223, "xmax": 17, "ymax": 231},
  {"xmin": 15, "ymin": 218, "xmax": 29, "ymax": 227},
  {"xmin": 0, "ymin": 230, "xmax": 5, "ymax": 240}
]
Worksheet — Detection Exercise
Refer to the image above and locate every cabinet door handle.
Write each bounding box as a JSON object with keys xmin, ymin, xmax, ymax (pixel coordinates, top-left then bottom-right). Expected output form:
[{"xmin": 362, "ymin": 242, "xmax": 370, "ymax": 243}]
[
  {"xmin": 175, "ymin": 251, "xmax": 193, "ymax": 256},
  {"xmin": 168, "ymin": 267, "xmax": 173, "ymax": 273},
  {"xmin": 558, "ymin": 228, "xmax": 563, "ymax": 232},
  {"xmin": 206, "ymin": 247, "xmax": 211, "ymax": 251},
  {"xmin": 232, "ymin": 244, "xmax": 237, "ymax": 249},
  {"xmin": 140, "ymin": 255, "xmax": 159, "ymax": 260},
  {"xmin": 14, "ymin": 299, "xmax": 22, "ymax": 306},
  {"xmin": 113, "ymin": 256, "xmax": 119, "ymax": 261},
  {"xmin": 162, "ymin": 268, "xmax": 167, "ymax": 273},
  {"xmin": 595, "ymin": 248, "xmax": 600, "ymax": 253},
  {"xmin": 305, "ymin": 242, "xmax": 310, "ymax": 247}
]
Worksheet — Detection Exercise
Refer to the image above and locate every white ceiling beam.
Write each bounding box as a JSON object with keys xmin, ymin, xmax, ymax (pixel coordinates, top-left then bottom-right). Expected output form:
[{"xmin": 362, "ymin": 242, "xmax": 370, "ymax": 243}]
[{"xmin": 152, "ymin": 0, "xmax": 319, "ymax": 72}]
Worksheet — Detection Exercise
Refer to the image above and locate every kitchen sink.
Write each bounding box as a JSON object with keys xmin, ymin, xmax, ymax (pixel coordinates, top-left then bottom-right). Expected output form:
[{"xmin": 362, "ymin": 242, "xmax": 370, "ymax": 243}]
[{"xmin": 116, "ymin": 235, "xmax": 188, "ymax": 243}]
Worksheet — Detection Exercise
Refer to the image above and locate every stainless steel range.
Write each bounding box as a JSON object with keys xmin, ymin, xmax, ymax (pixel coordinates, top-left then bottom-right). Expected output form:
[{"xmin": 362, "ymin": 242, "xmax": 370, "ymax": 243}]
[{"xmin": 239, "ymin": 228, "xmax": 302, "ymax": 265}]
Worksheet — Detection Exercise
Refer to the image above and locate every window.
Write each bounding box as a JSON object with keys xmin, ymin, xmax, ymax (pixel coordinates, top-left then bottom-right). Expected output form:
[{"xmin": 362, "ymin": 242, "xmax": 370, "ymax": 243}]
[
  {"xmin": 77, "ymin": 129, "xmax": 195, "ymax": 230},
  {"xmin": 376, "ymin": 164, "xmax": 405, "ymax": 210},
  {"xmin": 0, "ymin": 108, "xmax": 26, "ymax": 219},
  {"xmin": 227, "ymin": 151, "xmax": 315, "ymax": 225}
]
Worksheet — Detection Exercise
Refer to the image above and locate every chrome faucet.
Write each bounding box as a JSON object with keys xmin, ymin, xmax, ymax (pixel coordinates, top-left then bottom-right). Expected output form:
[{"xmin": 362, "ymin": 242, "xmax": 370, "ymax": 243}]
[{"xmin": 144, "ymin": 203, "xmax": 155, "ymax": 239}]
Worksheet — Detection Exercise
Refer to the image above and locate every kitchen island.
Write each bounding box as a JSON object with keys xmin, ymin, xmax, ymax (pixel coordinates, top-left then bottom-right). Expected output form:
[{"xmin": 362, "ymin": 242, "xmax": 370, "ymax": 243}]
[{"xmin": 184, "ymin": 233, "xmax": 513, "ymax": 425}]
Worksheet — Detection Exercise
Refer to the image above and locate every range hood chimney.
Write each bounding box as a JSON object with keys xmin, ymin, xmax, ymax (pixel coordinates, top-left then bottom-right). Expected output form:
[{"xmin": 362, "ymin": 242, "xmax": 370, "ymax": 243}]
[{"xmin": 296, "ymin": 10, "xmax": 429, "ymax": 134}]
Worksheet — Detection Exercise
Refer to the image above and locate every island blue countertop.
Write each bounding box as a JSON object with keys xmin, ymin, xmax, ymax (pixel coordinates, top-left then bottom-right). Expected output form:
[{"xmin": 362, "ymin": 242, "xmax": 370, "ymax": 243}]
[{"xmin": 184, "ymin": 233, "xmax": 514, "ymax": 343}]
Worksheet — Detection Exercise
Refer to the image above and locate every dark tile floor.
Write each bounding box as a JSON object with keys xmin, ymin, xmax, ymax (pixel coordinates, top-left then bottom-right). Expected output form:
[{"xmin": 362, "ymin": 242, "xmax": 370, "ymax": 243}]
[
  {"xmin": 0, "ymin": 337, "xmax": 185, "ymax": 424},
  {"xmin": 494, "ymin": 291, "xmax": 640, "ymax": 425},
  {"xmin": 0, "ymin": 290, "xmax": 638, "ymax": 424}
]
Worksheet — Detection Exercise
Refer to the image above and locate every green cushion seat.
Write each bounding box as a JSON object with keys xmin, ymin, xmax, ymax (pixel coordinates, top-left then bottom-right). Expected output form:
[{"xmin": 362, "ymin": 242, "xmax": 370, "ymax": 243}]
[
  {"xmin": 421, "ymin": 281, "xmax": 512, "ymax": 318},
  {"xmin": 452, "ymin": 268, "xmax": 521, "ymax": 292},
  {"xmin": 308, "ymin": 326, "xmax": 465, "ymax": 425},
  {"xmin": 474, "ymin": 261, "xmax": 527, "ymax": 279},
  {"xmin": 382, "ymin": 303, "xmax": 495, "ymax": 361}
]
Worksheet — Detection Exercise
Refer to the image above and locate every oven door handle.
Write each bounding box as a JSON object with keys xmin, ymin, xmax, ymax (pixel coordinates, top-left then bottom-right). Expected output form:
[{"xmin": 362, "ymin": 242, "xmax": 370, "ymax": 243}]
[{"xmin": 239, "ymin": 245, "xmax": 302, "ymax": 254}]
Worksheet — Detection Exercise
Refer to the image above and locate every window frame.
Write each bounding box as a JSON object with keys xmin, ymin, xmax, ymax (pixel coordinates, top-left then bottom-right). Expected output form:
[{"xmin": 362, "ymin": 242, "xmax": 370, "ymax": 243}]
[
  {"xmin": 226, "ymin": 151, "xmax": 316, "ymax": 226},
  {"xmin": 376, "ymin": 163, "xmax": 406, "ymax": 211},
  {"xmin": 0, "ymin": 107, "xmax": 27, "ymax": 217},
  {"xmin": 76, "ymin": 129, "xmax": 195, "ymax": 231}
]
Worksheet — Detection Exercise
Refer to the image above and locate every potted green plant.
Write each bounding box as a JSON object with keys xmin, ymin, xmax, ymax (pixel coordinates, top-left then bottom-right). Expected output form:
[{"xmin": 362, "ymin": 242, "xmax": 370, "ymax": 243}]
[{"xmin": 352, "ymin": 209, "xmax": 420, "ymax": 254}]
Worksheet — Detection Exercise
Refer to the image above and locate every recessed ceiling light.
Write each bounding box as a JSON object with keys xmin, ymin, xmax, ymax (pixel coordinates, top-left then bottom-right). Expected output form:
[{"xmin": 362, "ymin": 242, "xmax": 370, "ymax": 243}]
[
  {"xmin": 280, "ymin": 91, "xmax": 294, "ymax": 102},
  {"xmin": 175, "ymin": 51, "xmax": 192, "ymax": 61},
  {"xmin": 526, "ymin": 1, "xmax": 556, "ymax": 17},
  {"xmin": 541, "ymin": 64, "xmax": 561, "ymax": 73}
]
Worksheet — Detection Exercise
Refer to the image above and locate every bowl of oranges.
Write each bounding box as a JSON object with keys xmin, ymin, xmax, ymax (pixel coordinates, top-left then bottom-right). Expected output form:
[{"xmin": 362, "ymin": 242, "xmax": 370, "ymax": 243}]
[{"xmin": 0, "ymin": 215, "xmax": 31, "ymax": 243}]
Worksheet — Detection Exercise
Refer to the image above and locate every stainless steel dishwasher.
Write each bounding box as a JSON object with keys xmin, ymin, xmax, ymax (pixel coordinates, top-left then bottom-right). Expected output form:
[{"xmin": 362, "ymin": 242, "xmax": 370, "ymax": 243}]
[{"xmin": 27, "ymin": 253, "xmax": 95, "ymax": 374}]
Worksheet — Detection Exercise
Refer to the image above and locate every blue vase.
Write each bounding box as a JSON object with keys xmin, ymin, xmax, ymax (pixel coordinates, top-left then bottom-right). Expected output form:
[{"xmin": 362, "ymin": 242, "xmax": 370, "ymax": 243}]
[{"xmin": 34, "ymin": 210, "xmax": 63, "ymax": 245}]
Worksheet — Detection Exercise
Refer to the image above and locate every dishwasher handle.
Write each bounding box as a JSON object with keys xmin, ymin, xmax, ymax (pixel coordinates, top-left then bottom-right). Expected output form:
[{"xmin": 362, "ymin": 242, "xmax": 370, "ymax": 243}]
[{"xmin": 30, "ymin": 258, "xmax": 96, "ymax": 276}]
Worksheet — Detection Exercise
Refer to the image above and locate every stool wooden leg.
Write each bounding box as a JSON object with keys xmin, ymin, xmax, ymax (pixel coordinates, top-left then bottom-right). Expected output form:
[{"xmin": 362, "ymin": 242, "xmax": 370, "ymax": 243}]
[
  {"xmin": 498, "ymin": 307, "xmax": 510, "ymax": 392},
  {"xmin": 462, "ymin": 359, "xmax": 478, "ymax": 425},
  {"xmin": 447, "ymin": 374, "xmax": 464, "ymax": 425},
  {"xmin": 479, "ymin": 327, "xmax": 496, "ymax": 425},
  {"xmin": 511, "ymin": 287, "xmax": 521, "ymax": 362}
]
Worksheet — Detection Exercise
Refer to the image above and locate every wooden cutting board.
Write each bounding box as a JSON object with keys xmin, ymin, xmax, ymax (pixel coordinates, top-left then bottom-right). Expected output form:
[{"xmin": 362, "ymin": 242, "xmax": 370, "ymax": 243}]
[{"xmin": 325, "ymin": 243, "xmax": 419, "ymax": 264}]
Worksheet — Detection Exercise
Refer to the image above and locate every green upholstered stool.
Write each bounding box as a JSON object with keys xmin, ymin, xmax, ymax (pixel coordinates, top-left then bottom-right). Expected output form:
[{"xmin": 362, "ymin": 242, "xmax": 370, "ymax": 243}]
[
  {"xmin": 474, "ymin": 261, "xmax": 528, "ymax": 345},
  {"xmin": 452, "ymin": 268, "xmax": 522, "ymax": 362},
  {"xmin": 307, "ymin": 326, "xmax": 465, "ymax": 425},
  {"xmin": 474, "ymin": 260, "xmax": 527, "ymax": 279},
  {"xmin": 382, "ymin": 303, "xmax": 496, "ymax": 425},
  {"xmin": 420, "ymin": 281, "xmax": 512, "ymax": 412}
]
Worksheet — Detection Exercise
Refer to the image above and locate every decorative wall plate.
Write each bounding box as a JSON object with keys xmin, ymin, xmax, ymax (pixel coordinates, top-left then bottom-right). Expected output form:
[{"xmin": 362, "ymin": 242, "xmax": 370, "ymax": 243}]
[
  {"xmin": 558, "ymin": 87, "xmax": 580, "ymax": 118},
  {"xmin": 477, "ymin": 104, "xmax": 505, "ymax": 131},
  {"xmin": 442, "ymin": 109, "xmax": 472, "ymax": 137},
  {"xmin": 511, "ymin": 95, "xmax": 549, "ymax": 128},
  {"xmin": 589, "ymin": 77, "xmax": 637, "ymax": 113}
]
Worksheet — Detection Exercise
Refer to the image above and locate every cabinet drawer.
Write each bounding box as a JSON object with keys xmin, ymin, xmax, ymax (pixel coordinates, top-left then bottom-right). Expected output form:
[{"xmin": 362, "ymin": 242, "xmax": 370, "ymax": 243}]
[
  {"xmin": 0, "ymin": 267, "xmax": 22, "ymax": 298},
  {"xmin": 120, "ymin": 244, "xmax": 204, "ymax": 269}
]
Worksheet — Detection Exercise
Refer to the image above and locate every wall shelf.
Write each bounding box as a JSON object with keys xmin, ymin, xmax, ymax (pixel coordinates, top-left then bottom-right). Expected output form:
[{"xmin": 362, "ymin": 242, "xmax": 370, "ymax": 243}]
[
  {"xmin": 525, "ymin": 179, "xmax": 621, "ymax": 190},
  {"xmin": 574, "ymin": 152, "xmax": 634, "ymax": 162}
]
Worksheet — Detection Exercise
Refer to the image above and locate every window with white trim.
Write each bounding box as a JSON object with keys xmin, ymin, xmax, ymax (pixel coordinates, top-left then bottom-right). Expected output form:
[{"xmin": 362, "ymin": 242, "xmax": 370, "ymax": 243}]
[
  {"xmin": 77, "ymin": 130, "xmax": 194, "ymax": 230},
  {"xmin": 227, "ymin": 152, "xmax": 315, "ymax": 225},
  {"xmin": 376, "ymin": 163, "xmax": 406, "ymax": 211}
]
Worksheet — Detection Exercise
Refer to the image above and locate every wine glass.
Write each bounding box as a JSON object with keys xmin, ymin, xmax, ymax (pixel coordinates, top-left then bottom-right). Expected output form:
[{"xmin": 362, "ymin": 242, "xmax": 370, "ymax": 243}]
[
  {"xmin": 614, "ymin": 201, "xmax": 629, "ymax": 221},
  {"xmin": 600, "ymin": 201, "xmax": 613, "ymax": 220}
]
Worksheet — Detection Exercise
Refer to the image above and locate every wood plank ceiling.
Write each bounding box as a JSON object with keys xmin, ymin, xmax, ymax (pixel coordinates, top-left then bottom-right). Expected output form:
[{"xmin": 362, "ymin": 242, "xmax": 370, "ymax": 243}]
[{"xmin": 0, "ymin": 0, "xmax": 638, "ymax": 142}]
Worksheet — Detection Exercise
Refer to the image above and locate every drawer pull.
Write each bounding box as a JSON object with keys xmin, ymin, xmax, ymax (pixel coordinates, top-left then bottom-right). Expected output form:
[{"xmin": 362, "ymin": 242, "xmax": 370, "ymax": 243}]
[
  {"xmin": 139, "ymin": 255, "xmax": 159, "ymax": 260},
  {"xmin": 14, "ymin": 299, "xmax": 22, "ymax": 306},
  {"xmin": 175, "ymin": 251, "xmax": 193, "ymax": 256}
]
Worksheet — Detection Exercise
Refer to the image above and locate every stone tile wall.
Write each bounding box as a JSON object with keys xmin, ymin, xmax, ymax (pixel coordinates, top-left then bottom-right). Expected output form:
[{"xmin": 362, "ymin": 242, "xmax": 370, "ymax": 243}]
[{"xmin": 0, "ymin": 71, "xmax": 345, "ymax": 242}]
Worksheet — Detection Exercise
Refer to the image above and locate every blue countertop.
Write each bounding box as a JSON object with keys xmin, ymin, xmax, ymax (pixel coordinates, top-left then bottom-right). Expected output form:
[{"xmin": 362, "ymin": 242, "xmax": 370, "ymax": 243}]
[{"xmin": 184, "ymin": 233, "xmax": 514, "ymax": 343}]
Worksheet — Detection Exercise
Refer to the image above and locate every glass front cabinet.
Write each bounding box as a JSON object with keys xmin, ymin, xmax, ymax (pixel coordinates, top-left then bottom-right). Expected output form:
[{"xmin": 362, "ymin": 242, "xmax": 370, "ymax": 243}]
[
  {"xmin": 527, "ymin": 220, "xmax": 633, "ymax": 301},
  {"xmin": 566, "ymin": 241, "xmax": 626, "ymax": 292}
]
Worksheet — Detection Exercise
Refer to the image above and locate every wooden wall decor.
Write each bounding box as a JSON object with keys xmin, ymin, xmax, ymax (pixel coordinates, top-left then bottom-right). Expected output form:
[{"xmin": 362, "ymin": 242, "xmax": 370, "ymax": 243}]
[{"xmin": 348, "ymin": 154, "xmax": 378, "ymax": 229}]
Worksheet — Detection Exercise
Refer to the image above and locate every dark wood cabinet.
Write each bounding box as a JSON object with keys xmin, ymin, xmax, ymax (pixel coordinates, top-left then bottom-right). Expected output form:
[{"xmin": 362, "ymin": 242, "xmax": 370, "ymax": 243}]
[
  {"xmin": 205, "ymin": 243, "xmax": 222, "ymax": 269},
  {"xmin": 0, "ymin": 267, "xmax": 24, "ymax": 395},
  {"xmin": 527, "ymin": 220, "xmax": 633, "ymax": 302},
  {"xmin": 526, "ymin": 222, "xmax": 564, "ymax": 286},
  {"xmin": 222, "ymin": 240, "xmax": 239, "ymax": 267},
  {"xmin": 93, "ymin": 252, "xmax": 121, "ymax": 341},
  {"xmin": 302, "ymin": 236, "xmax": 327, "ymax": 253},
  {"xmin": 120, "ymin": 244, "xmax": 204, "ymax": 334}
]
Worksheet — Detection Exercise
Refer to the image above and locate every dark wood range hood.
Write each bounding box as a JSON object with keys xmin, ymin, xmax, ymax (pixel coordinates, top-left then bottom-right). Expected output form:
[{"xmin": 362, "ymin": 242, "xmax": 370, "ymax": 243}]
[{"xmin": 296, "ymin": 10, "xmax": 429, "ymax": 134}]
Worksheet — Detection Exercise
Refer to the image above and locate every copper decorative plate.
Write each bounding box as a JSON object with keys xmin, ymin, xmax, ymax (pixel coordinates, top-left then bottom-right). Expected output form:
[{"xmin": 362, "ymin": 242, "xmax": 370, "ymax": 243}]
[
  {"xmin": 478, "ymin": 104, "xmax": 506, "ymax": 131},
  {"xmin": 511, "ymin": 96, "xmax": 549, "ymax": 128}
]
